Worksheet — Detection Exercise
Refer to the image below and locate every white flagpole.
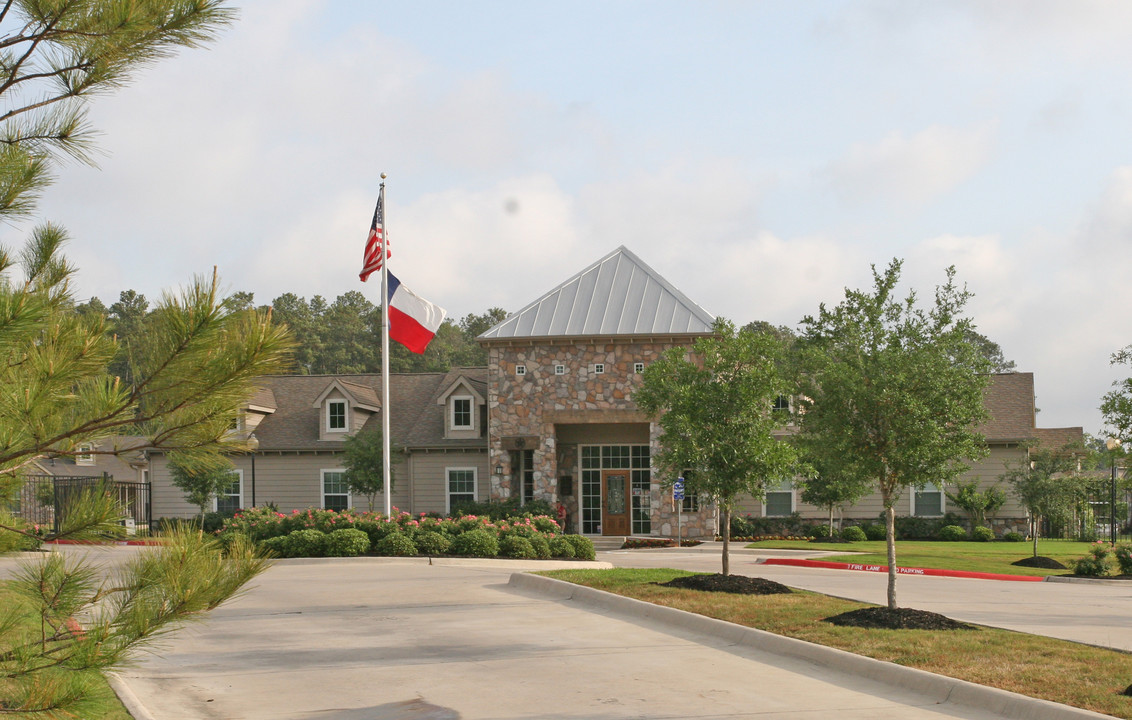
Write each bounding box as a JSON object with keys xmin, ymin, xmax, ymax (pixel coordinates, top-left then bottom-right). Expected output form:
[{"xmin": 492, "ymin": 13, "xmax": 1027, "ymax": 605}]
[{"xmin": 379, "ymin": 174, "xmax": 392, "ymax": 517}]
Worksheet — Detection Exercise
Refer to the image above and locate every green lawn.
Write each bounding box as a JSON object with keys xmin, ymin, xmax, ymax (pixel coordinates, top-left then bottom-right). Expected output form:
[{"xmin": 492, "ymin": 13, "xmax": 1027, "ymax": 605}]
[
  {"xmin": 543, "ymin": 567, "xmax": 1132, "ymax": 719},
  {"xmin": 744, "ymin": 539, "xmax": 1097, "ymax": 576}
]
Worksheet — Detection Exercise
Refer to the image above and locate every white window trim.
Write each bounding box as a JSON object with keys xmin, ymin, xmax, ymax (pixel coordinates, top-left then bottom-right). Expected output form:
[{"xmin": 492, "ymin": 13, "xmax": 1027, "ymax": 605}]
[
  {"xmin": 633, "ymin": 362, "xmax": 645, "ymax": 374},
  {"xmin": 321, "ymin": 468, "xmax": 351, "ymax": 511},
  {"xmin": 445, "ymin": 467, "xmax": 478, "ymax": 515},
  {"xmin": 326, "ymin": 399, "xmax": 348, "ymax": 433},
  {"xmin": 592, "ymin": 363, "xmax": 605, "ymax": 374},
  {"xmin": 450, "ymin": 395, "xmax": 474, "ymax": 430},
  {"xmin": 762, "ymin": 480, "xmax": 795, "ymax": 517},
  {"xmin": 911, "ymin": 482, "xmax": 945, "ymax": 517},
  {"xmin": 212, "ymin": 469, "xmax": 244, "ymax": 511},
  {"xmin": 554, "ymin": 364, "xmax": 566, "ymax": 375}
]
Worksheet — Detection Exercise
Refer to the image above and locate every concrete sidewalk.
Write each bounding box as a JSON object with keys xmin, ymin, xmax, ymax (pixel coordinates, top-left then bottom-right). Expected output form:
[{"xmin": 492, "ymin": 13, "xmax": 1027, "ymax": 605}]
[{"xmin": 115, "ymin": 557, "xmax": 1085, "ymax": 720}]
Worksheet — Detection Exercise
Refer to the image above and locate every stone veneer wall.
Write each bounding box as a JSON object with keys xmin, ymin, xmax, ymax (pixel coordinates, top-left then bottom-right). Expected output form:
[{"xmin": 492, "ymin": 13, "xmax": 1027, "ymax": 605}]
[{"xmin": 486, "ymin": 338, "xmax": 718, "ymax": 536}]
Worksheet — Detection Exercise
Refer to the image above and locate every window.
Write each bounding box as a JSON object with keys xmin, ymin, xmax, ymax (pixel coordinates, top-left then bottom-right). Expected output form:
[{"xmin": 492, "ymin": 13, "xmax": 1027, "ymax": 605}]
[
  {"xmin": 76, "ymin": 443, "xmax": 94, "ymax": 466},
  {"xmin": 913, "ymin": 482, "xmax": 943, "ymax": 517},
  {"xmin": 213, "ymin": 470, "xmax": 243, "ymax": 513},
  {"xmin": 327, "ymin": 399, "xmax": 347, "ymax": 432},
  {"xmin": 447, "ymin": 468, "xmax": 477, "ymax": 513},
  {"xmin": 634, "ymin": 362, "xmax": 645, "ymax": 374},
  {"xmin": 515, "ymin": 365, "xmax": 526, "ymax": 376},
  {"xmin": 554, "ymin": 364, "xmax": 566, "ymax": 375},
  {"xmin": 772, "ymin": 395, "xmax": 791, "ymax": 412},
  {"xmin": 519, "ymin": 449, "xmax": 534, "ymax": 504},
  {"xmin": 592, "ymin": 363, "xmax": 605, "ymax": 374},
  {"xmin": 322, "ymin": 469, "xmax": 350, "ymax": 511},
  {"xmin": 451, "ymin": 397, "xmax": 472, "ymax": 429},
  {"xmin": 765, "ymin": 479, "xmax": 793, "ymax": 517}
]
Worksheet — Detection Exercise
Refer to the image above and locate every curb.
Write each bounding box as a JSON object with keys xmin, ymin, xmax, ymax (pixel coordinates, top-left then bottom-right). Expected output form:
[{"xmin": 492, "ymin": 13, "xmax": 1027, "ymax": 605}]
[
  {"xmin": 106, "ymin": 673, "xmax": 157, "ymax": 720},
  {"xmin": 508, "ymin": 573, "xmax": 1112, "ymax": 720},
  {"xmin": 44, "ymin": 539, "xmax": 163, "ymax": 546},
  {"xmin": 761, "ymin": 557, "xmax": 1047, "ymax": 582}
]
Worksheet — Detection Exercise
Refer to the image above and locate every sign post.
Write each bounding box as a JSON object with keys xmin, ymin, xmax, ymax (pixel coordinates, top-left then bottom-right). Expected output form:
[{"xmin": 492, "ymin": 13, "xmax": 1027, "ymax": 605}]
[{"xmin": 673, "ymin": 476, "xmax": 685, "ymax": 546}]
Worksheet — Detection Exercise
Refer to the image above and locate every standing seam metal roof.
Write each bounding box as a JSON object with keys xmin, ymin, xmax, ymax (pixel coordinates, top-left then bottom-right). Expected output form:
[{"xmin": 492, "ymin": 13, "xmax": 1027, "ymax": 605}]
[{"xmin": 478, "ymin": 246, "xmax": 715, "ymax": 341}]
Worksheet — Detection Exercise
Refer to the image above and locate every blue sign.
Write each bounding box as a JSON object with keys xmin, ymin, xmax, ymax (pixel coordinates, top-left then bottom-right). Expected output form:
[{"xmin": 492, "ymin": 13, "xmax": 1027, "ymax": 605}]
[{"xmin": 673, "ymin": 477, "xmax": 685, "ymax": 501}]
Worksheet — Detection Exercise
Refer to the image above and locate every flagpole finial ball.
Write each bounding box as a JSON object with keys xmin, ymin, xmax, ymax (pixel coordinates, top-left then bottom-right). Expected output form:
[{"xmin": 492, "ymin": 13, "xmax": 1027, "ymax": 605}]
[{"xmin": 380, "ymin": 172, "xmax": 387, "ymax": 179}]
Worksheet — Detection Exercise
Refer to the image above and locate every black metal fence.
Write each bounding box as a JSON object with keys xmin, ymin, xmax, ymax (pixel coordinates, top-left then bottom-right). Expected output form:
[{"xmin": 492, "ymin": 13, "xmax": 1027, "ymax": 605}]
[{"xmin": 7, "ymin": 475, "xmax": 151, "ymax": 535}]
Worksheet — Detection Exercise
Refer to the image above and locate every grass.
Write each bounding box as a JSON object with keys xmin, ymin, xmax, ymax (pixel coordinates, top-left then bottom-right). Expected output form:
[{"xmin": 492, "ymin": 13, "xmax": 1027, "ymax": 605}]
[
  {"xmin": 744, "ymin": 539, "xmax": 1098, "ymax": 576},
  {"xmin": 0, "ymin": 585, "xmax": 134, "ymax": 720},
  {"xmin": 543, "ymin": 567, "xmax": 1132, "ymax": 718}
]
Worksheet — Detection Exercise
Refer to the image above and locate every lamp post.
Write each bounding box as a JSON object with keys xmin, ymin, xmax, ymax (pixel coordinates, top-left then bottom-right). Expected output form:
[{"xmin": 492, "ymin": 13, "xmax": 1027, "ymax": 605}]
[
  {"xmin": 247, "ymin": 433, "xmax": 259, "ymax": 508},
  {"xmin": 1106, "ymin": 438, "xmax": 1121, "ymax": 547}
]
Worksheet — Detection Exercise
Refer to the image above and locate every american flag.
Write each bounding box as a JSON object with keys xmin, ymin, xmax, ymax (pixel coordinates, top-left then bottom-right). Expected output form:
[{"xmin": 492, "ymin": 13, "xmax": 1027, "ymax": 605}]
[{"xmin": 359, "ymin": 191, "xmax": 390, "ymax": 282}]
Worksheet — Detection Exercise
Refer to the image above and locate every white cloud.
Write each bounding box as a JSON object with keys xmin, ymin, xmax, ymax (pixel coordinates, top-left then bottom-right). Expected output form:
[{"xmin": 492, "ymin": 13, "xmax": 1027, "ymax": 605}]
[{"xmin": 825, "ymin": 124, "xmax": 995, "ymax": 207}]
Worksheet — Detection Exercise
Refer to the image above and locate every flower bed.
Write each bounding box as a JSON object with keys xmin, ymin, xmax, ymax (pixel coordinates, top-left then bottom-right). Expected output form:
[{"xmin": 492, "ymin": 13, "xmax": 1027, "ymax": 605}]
[{"xmin": 218, "ymin": 506, "xmax": 595, "ymax": 561}]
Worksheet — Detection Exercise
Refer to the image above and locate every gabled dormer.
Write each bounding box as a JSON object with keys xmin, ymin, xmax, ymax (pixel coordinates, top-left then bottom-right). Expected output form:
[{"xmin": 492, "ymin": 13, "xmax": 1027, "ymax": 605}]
[
  {"xmin": 311, "ymin": 379, "xmax": 381, "ymax": 441},
  {"xmin": 437, "ymin": 375, "xmax": 486, "ymax": 440}
]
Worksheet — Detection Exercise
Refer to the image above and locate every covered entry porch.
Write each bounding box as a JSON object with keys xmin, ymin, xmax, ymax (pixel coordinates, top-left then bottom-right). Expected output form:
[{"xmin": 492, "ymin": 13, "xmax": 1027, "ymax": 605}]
[{"xmin": 554, "ymin": 422, "xmax": 652, "ymax": 537}]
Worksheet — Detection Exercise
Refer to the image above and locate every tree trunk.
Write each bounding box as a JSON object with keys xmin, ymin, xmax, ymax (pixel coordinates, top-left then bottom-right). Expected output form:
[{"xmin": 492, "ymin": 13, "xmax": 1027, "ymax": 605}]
[
  {"xmin": 885, "ymin": 504, "xmax": 897, "ymax": 610},
  {"xmin": 1032, "ymin": 515, "xmax": 1039, "ymax": 558},
  {"xmin": 829, "ymin": 506, "xmax": 835, "ymax": 534},
  {"xmin": 721, "ymin": 506, "xmax": 731, "ymax": 577}
]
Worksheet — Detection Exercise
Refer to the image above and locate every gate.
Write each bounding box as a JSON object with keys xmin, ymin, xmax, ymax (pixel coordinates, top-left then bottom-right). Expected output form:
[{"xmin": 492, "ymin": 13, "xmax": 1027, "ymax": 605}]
[{"xmin": 7, "ymin": 474, "xmax": 151, "ymax": 535}]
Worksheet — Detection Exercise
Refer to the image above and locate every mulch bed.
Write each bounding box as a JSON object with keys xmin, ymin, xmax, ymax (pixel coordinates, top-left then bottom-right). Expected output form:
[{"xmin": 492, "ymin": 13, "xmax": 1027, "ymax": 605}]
[
  {"xmin": 1011, "ymin": 556, "xmax": 1067, "ymax": 569},
  {"xmin": 824, "ymin": 607, "xmax": 976, "ymax": 631},
  {"xmin": 659, "ymin": 573, "xmax": 792, "ymax": 595}
]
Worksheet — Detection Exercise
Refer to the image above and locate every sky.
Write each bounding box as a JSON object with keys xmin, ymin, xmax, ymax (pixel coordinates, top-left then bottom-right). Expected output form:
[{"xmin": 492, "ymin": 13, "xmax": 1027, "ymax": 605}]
[{"xmin": 12, "ymin": 0, "xmax": 1132, "ymax": 435}]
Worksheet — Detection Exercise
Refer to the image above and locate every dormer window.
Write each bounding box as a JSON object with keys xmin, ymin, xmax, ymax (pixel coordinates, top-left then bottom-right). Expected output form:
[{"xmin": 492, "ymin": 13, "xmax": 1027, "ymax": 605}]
[
  {"xmin": 452, "ymin": 397, "xmax": 472, "ymax": 429},
  {"xmin": 76, "ymin": 443, "xmax": 94, "ymax": 466},
  {"xmin": 327, "ymin": 400, "xmax": 347, "ymax": 432}
]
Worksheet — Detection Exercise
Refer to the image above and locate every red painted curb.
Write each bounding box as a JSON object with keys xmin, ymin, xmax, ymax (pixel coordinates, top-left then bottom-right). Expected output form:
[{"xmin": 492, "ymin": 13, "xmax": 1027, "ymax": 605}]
[
  {"xmin": 761, "ymin": 557, "xmax": 1046, "ymax": 582},
  {"xmin": 44, "ymin": 539, "xmax": 165, "ymax": 546}
]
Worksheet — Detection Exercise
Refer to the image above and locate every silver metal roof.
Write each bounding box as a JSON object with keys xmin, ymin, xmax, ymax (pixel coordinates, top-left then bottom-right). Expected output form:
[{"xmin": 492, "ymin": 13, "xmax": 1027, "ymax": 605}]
[{"xmin": 478, "ymin": 246, "xmax": 715, "ymax": 341}]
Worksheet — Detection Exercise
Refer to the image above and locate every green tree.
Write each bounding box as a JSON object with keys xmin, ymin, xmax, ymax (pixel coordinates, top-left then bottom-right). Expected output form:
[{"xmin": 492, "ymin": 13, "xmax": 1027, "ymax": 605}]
[
  {"xmin": 945, "ymin": 479, "xmax": 1005, "ymax": 531},
  {"xmin": 270, "ymin": 292, "xmax": 323, "ymax": 374},
  {"xmin": 341, "ymin": 426, "xmax": 401, "ymax": 511},
  {"xmin": 634, "ymin": 319, "xmax": 800, "ymax": 576},
  {"xmin": 0, "ymin": 1, "xmax": 293, "ymax": 715},
  {"xmin": 107, "ymin": 289, "xmax": 150, "ymax": 381},
  {"xmin": 961, "ymin": 328, "xmax": 1015, "ymax": 373},
  {"xmin": 798, "ymin": 458, "xmax": 873, "ymax": 535},
  {"xmin": 169, "ymin": 454, "xmax": 241, "ymax": 525},
  {"xmin": 1002, "ymin": 445, "xmax": 1085, "ymax": 558},
  {"xmin": 1101, "ymin": 345, "xmax": 1132, "ymax": 441},
  {"xmin": 796, "ymin": 260, "xmax": 991, "ymax": 609}
]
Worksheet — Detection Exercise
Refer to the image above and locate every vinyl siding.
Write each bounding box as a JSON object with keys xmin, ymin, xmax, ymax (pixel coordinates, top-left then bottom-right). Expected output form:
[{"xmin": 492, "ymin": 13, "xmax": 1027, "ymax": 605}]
[{"xmin": 407, "ymin": 452, "xmax": 490, "ymax": 514}]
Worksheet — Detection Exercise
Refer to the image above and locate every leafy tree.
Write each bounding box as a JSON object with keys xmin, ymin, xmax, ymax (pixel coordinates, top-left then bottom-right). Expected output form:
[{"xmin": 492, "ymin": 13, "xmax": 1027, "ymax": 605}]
[
  {"xmin": 944, "ymin": 479, "xmax": 1005, "ymax": 531},
  {"xmin": 798, "ymin": 458, "xmax": 873, "ymax": 535},
  {"xmin": 1101, "ymin": 345, "xmax": 1132, "ymax": 441},
  {"xmin": 0, "ymin": 1, "xmax": 292, "ymax": 715},
  {"xmin": 271, "ymin": 292, "xmax": 323, "ymax": 374},
  {"xmin": 961, "ymin": 328, "xmax": 1016, "ymax": 373},
  {"xmin": 341, "ymin": 426, "xmax": 402, "ymax": 511},
  {"xmin": 634, "ymin": 319, "xmax": 800, "ymax": 576},
  {"xmin": 1002, "ymin": 445, "xmax": 1085, "ymax": 557},
  {"xmin": 107, "ymin": 289, "xmax": 150, "ymax": 380},
  {"xmin": 796, "ymin": 260, "xmax": 991, "ymax": 609},
  {"xmin": 169, "ymin": 454, "xmax": 240, "ymax": 526}
]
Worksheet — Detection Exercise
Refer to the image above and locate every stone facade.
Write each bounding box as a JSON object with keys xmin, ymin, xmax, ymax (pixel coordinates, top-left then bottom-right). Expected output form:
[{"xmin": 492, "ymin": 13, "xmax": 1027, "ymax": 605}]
[{"xmin": 485, "ymin": 337, "xmax": 718, "ymax": 537}]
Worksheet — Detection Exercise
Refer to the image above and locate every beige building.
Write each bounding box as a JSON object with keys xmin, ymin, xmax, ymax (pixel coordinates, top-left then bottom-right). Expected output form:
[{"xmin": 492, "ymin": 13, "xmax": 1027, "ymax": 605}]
[{"xmin": 147, "ymin": 246, "xmax": 1081, "ymax": 538}]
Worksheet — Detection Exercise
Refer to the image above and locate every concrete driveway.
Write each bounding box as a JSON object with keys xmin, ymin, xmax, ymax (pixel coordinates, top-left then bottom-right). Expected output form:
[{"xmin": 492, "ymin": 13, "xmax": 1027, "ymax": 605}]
[{"xmin": 112, "ymin": 556, "xmax": 1046, "ymax": 720}]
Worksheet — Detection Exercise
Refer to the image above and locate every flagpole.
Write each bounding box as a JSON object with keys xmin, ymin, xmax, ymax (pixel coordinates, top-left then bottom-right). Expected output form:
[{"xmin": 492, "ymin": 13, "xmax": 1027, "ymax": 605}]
[{"xmin": 379, "ymin": 174, "xmax": 392, "ymax": 517}]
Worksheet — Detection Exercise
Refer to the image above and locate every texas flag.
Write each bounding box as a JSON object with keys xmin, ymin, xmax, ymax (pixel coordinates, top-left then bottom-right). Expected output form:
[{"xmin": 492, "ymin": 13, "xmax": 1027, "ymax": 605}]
[{"xmin": 388, "ymin": 273, "xmax": 446, "ymax": 354}]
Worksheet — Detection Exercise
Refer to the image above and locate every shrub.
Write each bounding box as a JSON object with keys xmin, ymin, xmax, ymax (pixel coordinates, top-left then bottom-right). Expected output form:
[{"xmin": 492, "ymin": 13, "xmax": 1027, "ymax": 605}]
[
  {"xmin": 1002, "ymin": 531, "xmax": 1025, "ymax": 542},
  {"xmin": 863, "ymin": 524, "xmax": 887, "ymax": 541},
  {"xmin": 1073, "ymin": 542, "xmax": 1111, "ymax": 577},
  {"xmin": 259, "ymin": 535, "xmax": 289, "ymax": 557},
  {"xmin": 415, "ymin": 530, "xmax": 451, "ymax": 555},
  {"xmin": 563, "ymin": 534, "xmax": 595, "ymax": 561},
  {"xmin": 499, "ymin": 535, "xmax": 538, "ymax": 559},
  {"xmin": 325, "ymin": 528, "xmax": 370, "ymax": 557},
  {"xmin": 450, "ymin": 528, "xmax": 499, "ymax": 557},
  {"xmin": 938, "ymin": 525, "xmax": 968, "ymax": 542},
  {"xmin": 549, "ymin": 536, "xmax": 576, "ymax": 558},
  {"xmin": 285, "ymin": 528, "xmax": 327, "ymax": 557},
  {"xmin": 375, "ymin": 532, "xmax": 418, "ymax": 557},
  {"xmin": 888, "ymin": 512, "xmax": 965, "ymax": 540},
  {"xmin": 840, "ymin": 525, "xmax": 867, "ymax": 542},
  {"xmin": 529, "ymin": 534, "xmax": 552, "ymax": 559},
  {"xmin": 971, "ymin": 526, "xmax": 995, "ymax": 542},
  {"xmin": 1114, "ymin": 544, "xmax": 1132, "ymax": 575},
  {"xmin": 450, "ymin": 497, "xmax": 555, "ymax": 522},
  {"xmin": 809, "ymin": 524, "xmax": 832, "ymax": 539},
  {"xmin": 357, "ymin": 517, "xmax": 404, "ymax": 546}
]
